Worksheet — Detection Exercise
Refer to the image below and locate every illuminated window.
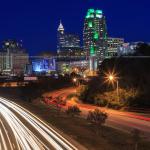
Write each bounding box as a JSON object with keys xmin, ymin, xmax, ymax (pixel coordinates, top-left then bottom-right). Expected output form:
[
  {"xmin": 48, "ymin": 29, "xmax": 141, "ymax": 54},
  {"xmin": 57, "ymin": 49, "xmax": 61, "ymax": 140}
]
[
  {"xmin": 96, "ymin": 14, "xmax": 102, "ymax": 18},
  {"xmin": 96, "ymin": 10, "xmax": 103, "ymax": 14},
  {"xmin": 90, "ymin": 45, "xmax": 95, "ymax": 55},
  {"xmin": 94, "ymin": 32, "xmax": 99, "ymax": 40},
  {"xmin": 88, "ymin": 22, "xmax": 93, "ymax": 27}
]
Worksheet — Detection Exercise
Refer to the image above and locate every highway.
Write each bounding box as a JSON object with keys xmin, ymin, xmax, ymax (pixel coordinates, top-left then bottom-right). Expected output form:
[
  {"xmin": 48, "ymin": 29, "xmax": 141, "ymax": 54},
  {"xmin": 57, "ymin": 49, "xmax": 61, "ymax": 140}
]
[
  {"xmin": 0, "ymin": 97, "xmax": 78, "ymax": 150},
  {"xmin": 44, "ymin": 88, "xmax": 150, "ymax": 140}
]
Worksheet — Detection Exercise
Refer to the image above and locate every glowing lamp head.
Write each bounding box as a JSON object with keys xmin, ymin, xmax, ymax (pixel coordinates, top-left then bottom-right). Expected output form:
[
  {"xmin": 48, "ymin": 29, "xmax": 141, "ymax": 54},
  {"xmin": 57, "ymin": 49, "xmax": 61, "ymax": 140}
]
[
  {"xmin": 83, "ymin": 75, "xmax": 86, "ymax": 78},
  {"xmin": 73, "ymin": 78, "xmax": 77, "ymax": 82},
  {"xmin": 109, "ymin": 75, "xmax": 114, "ymax": 81},
  {"xmin": 104, "ymin": 71, "xmax": 118, "ymax": 84}
]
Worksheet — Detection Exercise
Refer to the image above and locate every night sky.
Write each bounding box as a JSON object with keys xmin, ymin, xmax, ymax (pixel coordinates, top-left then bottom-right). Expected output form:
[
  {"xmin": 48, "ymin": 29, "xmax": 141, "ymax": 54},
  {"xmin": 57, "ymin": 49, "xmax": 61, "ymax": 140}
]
[{"xmin": 0, "ymin": 0, "xmax": 149, "ymax": 55}]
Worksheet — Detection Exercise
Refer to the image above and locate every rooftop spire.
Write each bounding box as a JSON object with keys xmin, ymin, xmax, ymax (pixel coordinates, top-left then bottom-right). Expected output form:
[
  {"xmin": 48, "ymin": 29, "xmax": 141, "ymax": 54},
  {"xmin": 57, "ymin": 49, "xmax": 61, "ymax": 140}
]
[{"xmin": 58, "ymin": 20, "xmax": 64, "ymax": 33}]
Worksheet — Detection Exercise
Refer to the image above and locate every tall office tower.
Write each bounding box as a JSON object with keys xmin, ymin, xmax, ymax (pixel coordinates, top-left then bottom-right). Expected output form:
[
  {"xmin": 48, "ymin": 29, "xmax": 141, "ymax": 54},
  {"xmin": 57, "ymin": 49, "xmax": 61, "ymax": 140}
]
[
  {"xmin": 57, "ymin": 20, "xmax": 65, "ymax": 54},
  {"xmin": 57, "ymin": 20, "xmax": 83, "ymax": 58},
  {"xmin": 83, "ymin": 9, "xmax": 107, "ymax": 72}
]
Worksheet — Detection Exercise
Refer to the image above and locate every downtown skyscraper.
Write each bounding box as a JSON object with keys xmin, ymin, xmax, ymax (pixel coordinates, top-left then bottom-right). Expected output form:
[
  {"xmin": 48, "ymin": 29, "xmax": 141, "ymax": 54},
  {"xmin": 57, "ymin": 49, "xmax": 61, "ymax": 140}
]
[
  {"xmin": 83, "ymin": 9, "xmax": 107, "ymax": 72},
  {"xmin": 57, "ymin": 21, "xmax": 82, "ymax": 57},
  {"xmin": 57, "ymin": 20, "xmax": 65, "ymax": 55}
]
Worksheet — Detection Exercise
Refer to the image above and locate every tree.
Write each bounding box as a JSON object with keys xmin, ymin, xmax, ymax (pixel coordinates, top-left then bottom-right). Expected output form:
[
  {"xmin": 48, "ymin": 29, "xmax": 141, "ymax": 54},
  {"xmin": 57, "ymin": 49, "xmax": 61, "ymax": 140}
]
[
  {"xmin": 87, "ymin": 109, "xmax": 108, "ymax": 136},
  {"xmin": 135, "ymin": 43, "xmax": 150, "ymax": 56},
  {"xmin": 19, "ymin": 82, "xmax": 42, "ymax": 101},
  {"xmin": 131, "ymin": 129, "xmax": 141, "ymax": 150},
  {"xmin": 66, "ymin": 105, "xmax": 81, "ymax": 117}
]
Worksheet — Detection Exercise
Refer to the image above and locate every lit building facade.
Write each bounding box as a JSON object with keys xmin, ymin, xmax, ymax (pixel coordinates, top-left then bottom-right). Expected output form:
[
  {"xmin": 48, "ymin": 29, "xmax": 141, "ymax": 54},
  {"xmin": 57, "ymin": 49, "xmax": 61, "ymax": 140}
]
[
  {"xmin": 83, "ymin": 9, "xmax": 108, "ymax": 72},
  {"xmin": 57, "ymin": 47, "xmax": 85, "ymax": 58},
  {"xmin": 57, "ymin": 21, "xmax": 83, "ymax": 57},
  {"xmin": 63, "ymin": 34, "xmax": 80, "ymax": 48},
  {"xmin": 0, "ymin": 40, "xmax": 29, "ymax": 75},
  {"xmin": 56, "ymin": 60, "xmax": 88, "ymax": 74},
  {"xmin": 117, "ymin": 42, "xmax": 139, "ymax": 56},
  {"xmin": 32, "ymin": 58, "xmax": 56, "ymax": 74},
  {"xmin": 57, "ymin": 21, "xmax": 65, "ymax": 54},
  {"xmin": 107, "ymin": 38, "xmax": 124, "ymax": 57}
]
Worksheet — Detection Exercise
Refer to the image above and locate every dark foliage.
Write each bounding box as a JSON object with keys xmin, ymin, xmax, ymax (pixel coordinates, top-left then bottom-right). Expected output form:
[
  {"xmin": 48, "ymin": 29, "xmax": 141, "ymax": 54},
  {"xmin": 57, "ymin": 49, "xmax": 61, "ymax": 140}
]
[
  {"xmin": 66, "ymin": 105, "xmax": 81, "ymax": 117},
  {"xmin": 80, "ymin": 44, "xmax": 150, "ymax": 109},
  {"xmin": 100, "ymin": 57, "xmax": 150, "ymax": 108},
  {"xmin": 134, "ymin": 43, "xmax": 150, "ymax": 56},
  {"xmin": 19, "ymin": 76, "xmax": 72, "ymax": 101},
  {"xmin": 87, "ymin": 109, "xmax": 108, "ymax": 135}
]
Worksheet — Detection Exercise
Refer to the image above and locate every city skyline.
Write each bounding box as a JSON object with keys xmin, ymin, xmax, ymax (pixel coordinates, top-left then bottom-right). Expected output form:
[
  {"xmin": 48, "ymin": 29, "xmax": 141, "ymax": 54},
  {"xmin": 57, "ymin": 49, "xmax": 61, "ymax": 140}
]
[
  {"xmin": 0, "ymin": 1, "xmax": 150, "ymax": 149},
  {"xmin": 0, "ymin": 0, "xmax": 149, "ymax": 55}
]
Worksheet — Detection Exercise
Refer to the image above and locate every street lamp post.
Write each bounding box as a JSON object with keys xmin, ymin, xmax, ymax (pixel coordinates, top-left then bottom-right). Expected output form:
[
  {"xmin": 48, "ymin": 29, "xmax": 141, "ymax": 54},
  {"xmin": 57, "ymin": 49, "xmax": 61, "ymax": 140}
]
[
  {"xmin": 73, "ymin": 78, "xmax": 81, "ymax": 87},
  {"xmin": 107, "ymin": 74, "xmax": 119, "ymax": 102},
  {"xmin": 73, "ymin": 78, "xmax": 77, "ymax": 84},
  {"xmin": 72, "ymin": 78, "xmax": 81, "ymax": 95},
  {"xmin": 116, "ymin": 80, "xmax": 119, "ymax": 101}
]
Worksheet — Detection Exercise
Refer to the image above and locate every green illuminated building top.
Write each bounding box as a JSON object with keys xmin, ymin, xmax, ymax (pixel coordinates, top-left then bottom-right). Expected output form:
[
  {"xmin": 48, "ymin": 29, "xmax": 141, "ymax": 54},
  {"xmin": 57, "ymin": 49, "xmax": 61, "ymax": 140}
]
[{"xmin": 86, "ymin": 9, "xmax": 103, "ymax": 19}]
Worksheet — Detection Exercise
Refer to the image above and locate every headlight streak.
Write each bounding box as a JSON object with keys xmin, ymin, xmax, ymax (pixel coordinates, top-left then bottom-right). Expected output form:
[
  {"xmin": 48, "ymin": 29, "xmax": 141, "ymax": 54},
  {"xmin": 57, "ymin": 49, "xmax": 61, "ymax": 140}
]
[
  {"xmin": 0, "ymin": 103, "xmax": 48, "ymax": 150},
  {"xmin": 0, "ymin": 101, "xmax": 64, "ymax": 150},
  {"xmin": 0, "ymin": 97, "xmax": 78, "ymax": 150},
  {"xmin": 0, "ymin": 119, "xmax": 14, "ymax": 150},
  {"xmin": 0, "ymin": 124, "xmax": 8, "ymax": 150}
]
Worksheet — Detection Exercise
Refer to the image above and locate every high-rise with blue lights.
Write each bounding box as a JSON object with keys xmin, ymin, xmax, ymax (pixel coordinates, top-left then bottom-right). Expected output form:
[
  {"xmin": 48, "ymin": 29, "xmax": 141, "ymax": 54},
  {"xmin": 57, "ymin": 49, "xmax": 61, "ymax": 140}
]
[
  {"xmin": 57, "ymin": 21, "xmax": 82, "ymax": 57},
  {"xmin": 57, "ymin": 20, "xmax": 65, "ymax": 54}
]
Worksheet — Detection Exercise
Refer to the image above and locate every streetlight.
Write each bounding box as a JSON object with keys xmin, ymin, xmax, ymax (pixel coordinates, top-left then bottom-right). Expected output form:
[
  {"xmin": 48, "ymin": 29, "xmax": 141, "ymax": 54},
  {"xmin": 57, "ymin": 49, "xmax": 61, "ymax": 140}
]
[
  {"xmin": 108, "ymin": 75, "xmax": 114, "ymax": 81},
  {"xmin": 106, "ymin": 73, "xmax": 119, "ymax": 101},
  {"xmin": 72, "ymin": 78, "xmax": 80, "ymax": 87},
  {"xmin": 73, "ymin": 78, "xmax": 77, "ymax": 83},
  {"xmin": 83, "ymin": 74, "xmax": 86, "ymax": 79},
  {"xmin": 72, "ymin": 78, "xmax": 81, "ymax": 95}
]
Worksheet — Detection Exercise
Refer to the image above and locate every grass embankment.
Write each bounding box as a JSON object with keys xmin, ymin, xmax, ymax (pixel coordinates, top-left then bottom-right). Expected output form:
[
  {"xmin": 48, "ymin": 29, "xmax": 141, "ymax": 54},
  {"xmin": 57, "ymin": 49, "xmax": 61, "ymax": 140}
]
[{"xmin": 13, "ymin": 99, "xmax": 150, "ymax": 150}]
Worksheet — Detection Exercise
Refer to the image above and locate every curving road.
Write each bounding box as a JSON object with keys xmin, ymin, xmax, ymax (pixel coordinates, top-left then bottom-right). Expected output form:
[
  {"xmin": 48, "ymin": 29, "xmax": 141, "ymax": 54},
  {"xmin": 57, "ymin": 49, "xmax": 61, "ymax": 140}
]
[
  {"xmin": 0, "ymin": 97, "xmax": 78, "ymax": 150},
  {"xmin": 44, "ymin": 88, "xmax": 150, "ymax": 140}
]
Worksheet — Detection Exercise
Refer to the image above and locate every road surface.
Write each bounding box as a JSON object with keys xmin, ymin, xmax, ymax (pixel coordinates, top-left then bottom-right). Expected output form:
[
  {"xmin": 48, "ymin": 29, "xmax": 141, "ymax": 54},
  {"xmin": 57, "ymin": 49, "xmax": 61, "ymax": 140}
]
[
  {"xmin": 0, "ymin": 97, "xmax": 78, "ymax": 150},
  {"xmin": 44, "ymin": 88, "xmax": 150, "ymax": 140}
]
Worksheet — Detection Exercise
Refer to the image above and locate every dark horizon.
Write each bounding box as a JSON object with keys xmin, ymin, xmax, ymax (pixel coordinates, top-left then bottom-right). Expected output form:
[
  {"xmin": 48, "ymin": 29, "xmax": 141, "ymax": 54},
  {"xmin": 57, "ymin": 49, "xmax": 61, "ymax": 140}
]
[{"xmin": 0, "ymin": 0, "xmax": 149, "ymax": 55}]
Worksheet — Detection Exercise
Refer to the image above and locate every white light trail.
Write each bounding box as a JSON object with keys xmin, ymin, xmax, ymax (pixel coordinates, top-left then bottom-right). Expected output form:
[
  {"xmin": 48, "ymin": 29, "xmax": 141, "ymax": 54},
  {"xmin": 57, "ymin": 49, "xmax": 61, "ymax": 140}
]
[{"xmin": 0, "ymin": 97, "xmax": 78, "ymax": 150}]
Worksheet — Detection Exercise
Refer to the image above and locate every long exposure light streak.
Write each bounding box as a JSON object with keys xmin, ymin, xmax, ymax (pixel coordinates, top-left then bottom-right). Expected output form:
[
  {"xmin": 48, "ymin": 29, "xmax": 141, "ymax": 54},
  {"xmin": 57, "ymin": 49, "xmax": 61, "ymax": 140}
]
[{"xmin": 0, "ymin": 97, "xmax": 78, "ymax": 150}]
